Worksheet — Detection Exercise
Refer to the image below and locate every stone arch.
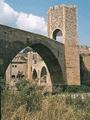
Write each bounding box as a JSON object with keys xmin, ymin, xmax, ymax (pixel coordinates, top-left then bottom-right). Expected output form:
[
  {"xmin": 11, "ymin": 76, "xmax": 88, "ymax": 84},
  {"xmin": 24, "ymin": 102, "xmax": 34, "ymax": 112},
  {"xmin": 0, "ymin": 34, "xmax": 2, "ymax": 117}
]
[
  {"xmin": 31, "ymin": 43, "xmax": 64, "ymax": 85},
  {"xmin": 53, "ymin": 29, "xmax": 63, "ymax": 43},
  {"xmin": 32, "ymin": 69, "xmax": 37, "ymax": 80},
  {"xmin": 0, "ymin": 25, "xmax": 65, "ymax": 87},
  {"xmin": 3, "ymin": 41, "xmax": 64, "ymax": 86}
]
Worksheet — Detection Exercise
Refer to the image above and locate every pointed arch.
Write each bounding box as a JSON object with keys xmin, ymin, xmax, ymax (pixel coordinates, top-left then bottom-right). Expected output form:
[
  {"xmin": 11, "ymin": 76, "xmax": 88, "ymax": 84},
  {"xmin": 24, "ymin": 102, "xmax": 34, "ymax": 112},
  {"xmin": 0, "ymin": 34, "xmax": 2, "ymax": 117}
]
[
  {"xmin": 32, "ymin": 69, "xmax": 37, "ymax": 80},
  {"xmin": 41, "ymin": 66, "xmax": 47, "ymax": 77},
  {"xmin": 40, "ymin": 66, "xmax": 47, "ymax": 83}
]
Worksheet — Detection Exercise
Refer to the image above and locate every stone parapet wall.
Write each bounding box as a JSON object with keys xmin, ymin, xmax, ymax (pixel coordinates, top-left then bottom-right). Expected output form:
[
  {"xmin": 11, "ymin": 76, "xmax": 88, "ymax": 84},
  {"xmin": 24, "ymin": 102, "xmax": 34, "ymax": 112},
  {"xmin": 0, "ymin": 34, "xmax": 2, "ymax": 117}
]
[{"xmin": 79, "ymin": 45, "xmax": 90, "ymax": 54}]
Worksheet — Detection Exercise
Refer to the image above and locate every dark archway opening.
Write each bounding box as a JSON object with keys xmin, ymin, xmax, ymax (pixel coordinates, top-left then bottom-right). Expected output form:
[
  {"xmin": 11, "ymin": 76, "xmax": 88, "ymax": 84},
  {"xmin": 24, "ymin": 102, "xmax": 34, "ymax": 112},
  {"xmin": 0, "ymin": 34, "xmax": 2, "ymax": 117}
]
[
  {"xmin": 53, "ymin": 29, "xmax": 63, "ymax": 43},
  {"xmin": 32, "ymin": 69, "xmax": 37, "ymax": 80},
  {"xmin": 40, "ymin": 66, "xmax": 47, "ymax": 83},
  {"xmin": 41, "ymin": 66, "xmax": 47, "ymax": 77}
]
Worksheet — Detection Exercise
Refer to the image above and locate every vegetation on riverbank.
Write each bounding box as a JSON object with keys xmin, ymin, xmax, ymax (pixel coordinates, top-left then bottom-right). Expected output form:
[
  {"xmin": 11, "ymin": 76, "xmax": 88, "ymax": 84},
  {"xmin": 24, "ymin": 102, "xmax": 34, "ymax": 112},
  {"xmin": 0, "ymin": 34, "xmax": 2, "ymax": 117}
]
[{"xmin": 1, "ymin": 78, "xmax": 90, "ymax": 120}]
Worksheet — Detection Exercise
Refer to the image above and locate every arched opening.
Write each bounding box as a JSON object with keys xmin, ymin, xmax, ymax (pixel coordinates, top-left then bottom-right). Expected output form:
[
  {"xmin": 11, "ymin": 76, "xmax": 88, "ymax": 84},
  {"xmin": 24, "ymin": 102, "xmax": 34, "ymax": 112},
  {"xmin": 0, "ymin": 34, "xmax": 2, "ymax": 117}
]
[
  {"xmin": 32, "ymin": 69, "xmax": 37, "ymax": 80},
  {"xmin": 53, "ymin": 29, "xmax": 63, "ymax": 43},
  {"xmin": 40, "ymin": 66, "xmax": 47, "ymax": 83},
  {"xmin": 4, "ymin": 41, "xmax": 65, "ymax": 85},
  {"xmin": 2, "ymin": 40, "xmax": 64, "ymax": 88},
  {"xmin": 41, "ymin": 66, "xmax": 47, "ymax": 77},
  {"xmin": 31, "ymin": 43, "xmax": 64, "ymax": 86}
]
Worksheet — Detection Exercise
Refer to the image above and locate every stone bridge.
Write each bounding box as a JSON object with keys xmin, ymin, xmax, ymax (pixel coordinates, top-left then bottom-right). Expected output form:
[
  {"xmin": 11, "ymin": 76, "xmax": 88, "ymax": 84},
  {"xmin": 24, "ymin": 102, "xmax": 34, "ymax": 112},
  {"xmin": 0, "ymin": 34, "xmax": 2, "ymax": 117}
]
[
  {"xmin": 0, "ymin": 24, "xmax": 66, "ymax": 85},
  {"xmin": 0, "ymin": 5, "xmax": 81, "ymax": 86}
]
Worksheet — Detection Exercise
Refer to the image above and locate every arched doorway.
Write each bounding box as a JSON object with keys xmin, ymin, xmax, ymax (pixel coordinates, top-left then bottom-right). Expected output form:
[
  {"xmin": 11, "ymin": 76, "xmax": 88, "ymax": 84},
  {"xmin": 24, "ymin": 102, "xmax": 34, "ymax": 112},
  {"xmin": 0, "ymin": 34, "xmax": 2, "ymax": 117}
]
[
  {"xmin": 32, "ymin": 69, "xmax": 37, "ymax": 80},
  {"xmin": 53, "ymin": 29, "xmax": 63, "ymax": 43},
  {"xmin": 40, "ymin": 66, "xmax": 47, "ymax": 83}
]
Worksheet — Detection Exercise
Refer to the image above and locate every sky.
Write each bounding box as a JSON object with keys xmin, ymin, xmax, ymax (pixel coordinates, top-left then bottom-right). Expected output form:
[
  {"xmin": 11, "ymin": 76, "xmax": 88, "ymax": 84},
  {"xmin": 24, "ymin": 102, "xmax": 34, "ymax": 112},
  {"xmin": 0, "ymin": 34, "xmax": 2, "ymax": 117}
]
[{"xmin": 0, "ymin": 0, "xmax": 90, "ymax": 46}]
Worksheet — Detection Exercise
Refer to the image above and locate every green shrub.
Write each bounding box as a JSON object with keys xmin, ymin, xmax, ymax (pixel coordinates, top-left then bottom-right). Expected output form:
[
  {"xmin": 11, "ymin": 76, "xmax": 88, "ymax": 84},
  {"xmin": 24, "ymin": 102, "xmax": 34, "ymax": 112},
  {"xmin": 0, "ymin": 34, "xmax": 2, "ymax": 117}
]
[
  {"xmin": 0, "ymin": 77, "xmax": 5, "ymax": 91},
  {"xmin": 11, "ymin": 94, "xmax": 90, "ymax": 120},
  {"xmin": 1, "ymin": 79, "xmax": 43, "ymax": 120},
  {"xmin": 63, "ymin": 85, "xmax": 90, "ymax": 93},
  {"xmin": 52, "ymin": 85, "xmax": 90, "ymax": 94},
  {"xmin": 16, "ymin": 79, "xmax": 43, "ymax": 112}
]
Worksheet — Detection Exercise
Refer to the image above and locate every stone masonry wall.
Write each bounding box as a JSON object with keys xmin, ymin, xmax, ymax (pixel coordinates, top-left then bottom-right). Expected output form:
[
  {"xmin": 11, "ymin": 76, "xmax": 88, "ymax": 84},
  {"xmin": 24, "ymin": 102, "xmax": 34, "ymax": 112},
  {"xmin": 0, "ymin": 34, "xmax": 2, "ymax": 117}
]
[{"xmin": 48, "ymin": 5, "xmax": 80, "ymax": 85}]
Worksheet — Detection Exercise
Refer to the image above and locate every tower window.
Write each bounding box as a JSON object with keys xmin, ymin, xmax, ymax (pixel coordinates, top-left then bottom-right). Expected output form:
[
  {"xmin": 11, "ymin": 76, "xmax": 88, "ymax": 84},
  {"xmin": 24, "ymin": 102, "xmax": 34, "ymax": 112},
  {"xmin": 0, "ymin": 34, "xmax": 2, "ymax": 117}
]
[{"xmin": 53, "ymin": 29, "xmax": 63, "ymax": 43}]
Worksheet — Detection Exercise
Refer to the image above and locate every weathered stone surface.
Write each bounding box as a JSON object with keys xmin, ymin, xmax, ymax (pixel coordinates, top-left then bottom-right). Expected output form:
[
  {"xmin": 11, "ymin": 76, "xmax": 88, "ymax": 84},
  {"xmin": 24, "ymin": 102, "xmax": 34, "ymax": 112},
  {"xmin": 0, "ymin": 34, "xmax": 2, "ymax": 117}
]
[
  {"xmin": 0, "ymin": 24, "xmax": 65, "ymax": 86},
  {"xmin": 1, "ymin": 4, "xmax": 90, "ymax": 86},
  {"xmin": 48, "ymin": 5, "xmax": 80, "ymax": 85}
]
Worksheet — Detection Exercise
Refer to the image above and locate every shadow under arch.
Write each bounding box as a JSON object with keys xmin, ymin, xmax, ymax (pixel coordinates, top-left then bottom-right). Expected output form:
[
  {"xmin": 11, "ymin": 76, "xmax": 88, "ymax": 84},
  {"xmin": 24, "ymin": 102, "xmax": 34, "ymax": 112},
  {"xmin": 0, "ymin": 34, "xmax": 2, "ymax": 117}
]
[
  {"xmin": 31, "ymin": 43, "xmax": 64, "ymax": 85},
  {"xmin": 2, "ymin": 41, "xmax": 64, "ymax": 87}
]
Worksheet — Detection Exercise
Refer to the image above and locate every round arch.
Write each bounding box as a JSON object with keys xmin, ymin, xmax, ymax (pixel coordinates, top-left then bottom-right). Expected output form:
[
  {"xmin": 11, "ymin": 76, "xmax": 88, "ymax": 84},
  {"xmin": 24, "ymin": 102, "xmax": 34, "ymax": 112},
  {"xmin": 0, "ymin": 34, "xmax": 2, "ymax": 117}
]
[{"xmin": 53, "ymin": 29, "xmax": 63, "ymax": 43}]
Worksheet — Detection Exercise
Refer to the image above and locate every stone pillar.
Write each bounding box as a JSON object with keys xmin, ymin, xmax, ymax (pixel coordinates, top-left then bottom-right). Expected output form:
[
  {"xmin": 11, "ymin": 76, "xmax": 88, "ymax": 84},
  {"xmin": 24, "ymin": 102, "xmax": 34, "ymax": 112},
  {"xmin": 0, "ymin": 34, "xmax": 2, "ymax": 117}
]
[{"xmin": 27, "ymin": 52, "xmax": 33, "ymax": 80}]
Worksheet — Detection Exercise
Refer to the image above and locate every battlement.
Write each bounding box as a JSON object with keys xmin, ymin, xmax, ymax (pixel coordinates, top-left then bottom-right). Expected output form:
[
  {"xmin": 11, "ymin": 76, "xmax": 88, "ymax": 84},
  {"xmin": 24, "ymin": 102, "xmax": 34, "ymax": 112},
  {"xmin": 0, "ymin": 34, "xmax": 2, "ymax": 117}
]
[{"xmin": 49, "ymin": 4, "xmax": 76, "ymax": 11}]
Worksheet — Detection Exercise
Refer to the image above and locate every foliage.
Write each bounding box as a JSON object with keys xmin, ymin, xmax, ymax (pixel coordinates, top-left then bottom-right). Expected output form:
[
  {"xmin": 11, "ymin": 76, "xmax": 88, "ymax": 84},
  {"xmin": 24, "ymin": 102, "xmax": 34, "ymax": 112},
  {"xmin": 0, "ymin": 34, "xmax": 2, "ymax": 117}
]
[
  {"xmin": 0, "ymin": 77, "xmax": 5, "ymax": 91},
  {"xmin": 16, "ymin": 79, "xmax": 43, "ymax": 112},
  {"xmin": 63, "ymin": 85, "xmax": 90, "ymax": 93},
  {"xmin": 1, "ymin": 77, "xmax": 90, "ymax": 120},
  {"xmin": 1, "ymin": 79, "xmax": 43, "ymax": 120},
  {"xmin": 1, "ymin": 89, "xmax": 21, "ymax": 120},
  {"xmin": 52, "ymin": 85, "xmax": 90, "ymax": 94},
  {"xmin": 11, "ymin": 94, "xmax": 90, "ymax": 120}
]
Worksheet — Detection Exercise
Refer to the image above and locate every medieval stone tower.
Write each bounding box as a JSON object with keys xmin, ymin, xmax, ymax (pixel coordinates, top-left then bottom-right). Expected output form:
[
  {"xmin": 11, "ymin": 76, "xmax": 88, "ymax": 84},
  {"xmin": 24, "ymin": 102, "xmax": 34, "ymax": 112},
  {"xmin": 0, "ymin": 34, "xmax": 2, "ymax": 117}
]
[{"xmin": 48, "ymin": 4, "xmax": 80, "ymax": 85}]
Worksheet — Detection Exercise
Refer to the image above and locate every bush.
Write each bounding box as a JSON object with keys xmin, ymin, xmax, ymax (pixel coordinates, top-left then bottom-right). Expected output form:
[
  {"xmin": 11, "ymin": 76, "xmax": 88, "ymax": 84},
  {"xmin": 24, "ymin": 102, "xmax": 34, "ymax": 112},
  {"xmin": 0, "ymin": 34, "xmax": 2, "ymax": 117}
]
[
  {"xmin": 11, "ymin": 94, "xmax": 90, "ymax": 120},
  {"xmin": 52, "ymin": 85, "xmax": 90, "ymax": 94},
  {"xmin": 1, "ymin": 79, "xmax": 43, "ymax": 120},
  {"xmin": 63, "ymin": 85, "xmax": 90, "ymax": 93},
  {"xmin": 16, "ymin": 79, "xmax": 43, "ymax": 112},
  {"xmin": 0, "ymin": 77, "xmax": 5, "ymax": 91},
  {"xmin": 1, "ymin": 89, "xmax": 21, "ymax": 120}
]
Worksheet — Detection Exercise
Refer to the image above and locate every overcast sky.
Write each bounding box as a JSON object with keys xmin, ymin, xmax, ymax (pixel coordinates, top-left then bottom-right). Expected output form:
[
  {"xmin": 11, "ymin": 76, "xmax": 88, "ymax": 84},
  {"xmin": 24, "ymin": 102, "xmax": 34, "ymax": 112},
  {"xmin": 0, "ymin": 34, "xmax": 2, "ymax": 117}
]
[{"xmin": 0, "ymin": 0, "xmax": 90, "ymax": 46}]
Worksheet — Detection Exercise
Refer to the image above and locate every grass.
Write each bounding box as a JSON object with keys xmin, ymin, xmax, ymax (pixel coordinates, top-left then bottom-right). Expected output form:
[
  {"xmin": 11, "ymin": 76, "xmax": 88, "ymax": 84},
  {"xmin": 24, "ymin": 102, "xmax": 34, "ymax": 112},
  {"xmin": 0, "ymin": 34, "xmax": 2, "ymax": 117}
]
[
  {"xmin": 1, "ymin": 78, "xmax": 90, "ymax": 120},
  {"xmin": 2, "ymin": 93, "xmax": 90, "ymax": 120}
]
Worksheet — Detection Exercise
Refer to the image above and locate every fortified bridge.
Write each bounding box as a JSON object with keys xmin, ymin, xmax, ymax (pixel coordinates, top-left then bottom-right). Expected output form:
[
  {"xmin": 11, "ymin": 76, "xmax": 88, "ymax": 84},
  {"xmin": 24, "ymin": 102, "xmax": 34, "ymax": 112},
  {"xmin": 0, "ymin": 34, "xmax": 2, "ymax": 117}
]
[
  {"xmin": 0, "ymin": 5, "xmax": 81, "ymax": 86},
  {"xmin": 0, "ymin": 24, "xmax": 65, "ymax": 85}
]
